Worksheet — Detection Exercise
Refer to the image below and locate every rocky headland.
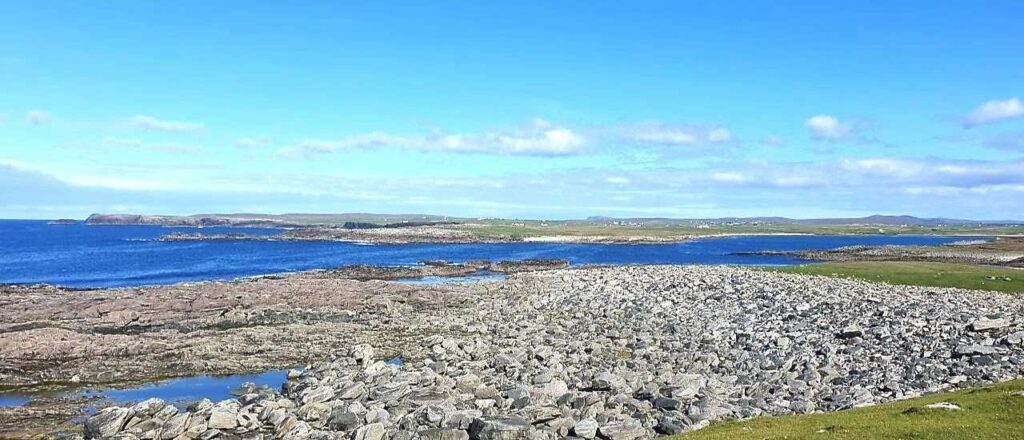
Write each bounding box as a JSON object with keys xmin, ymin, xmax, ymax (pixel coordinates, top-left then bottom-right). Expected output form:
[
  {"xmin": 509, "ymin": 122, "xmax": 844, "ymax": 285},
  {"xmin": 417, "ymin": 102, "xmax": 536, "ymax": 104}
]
[
  {"xmin": 3, "ymin": 265, "xmax": 1022, "ymax": 439},
  {"xmin": 84, "ymin": 214, "xmax": 305, "ymax": 229},
  {"xmin": 735, "ymin": 236, "xmax": 1024, "ymax": 268},
  {"xmin": 792, "ymin": 237, "xmax": 1024, "ymax": 267}
]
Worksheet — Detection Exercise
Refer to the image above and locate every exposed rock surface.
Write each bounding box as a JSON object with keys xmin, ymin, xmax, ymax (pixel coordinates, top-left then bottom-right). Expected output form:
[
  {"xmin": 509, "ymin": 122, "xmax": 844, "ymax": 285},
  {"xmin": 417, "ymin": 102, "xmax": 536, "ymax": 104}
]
[
  {"xmin": 73, "ymin": 265, "xmax": 1023, "ymax": 439},
  {"xmin": 789, "ymin": 237, "xmax": 1024, "ymax": 267}
]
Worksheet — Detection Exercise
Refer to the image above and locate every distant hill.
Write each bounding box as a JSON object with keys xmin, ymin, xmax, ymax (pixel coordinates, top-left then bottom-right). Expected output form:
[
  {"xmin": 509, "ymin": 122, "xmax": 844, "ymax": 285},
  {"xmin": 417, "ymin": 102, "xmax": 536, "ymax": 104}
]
[
  {"xmin": 84, "ymin": 212, "xmax": 1022, "ymax": 228},
  {"xmin": 84, "ymin": 213, "xmax": 462, "ymax": 227},
  {"xmin": 584, "ymin": 215, "xmax": 1022, "ymax": 226}
]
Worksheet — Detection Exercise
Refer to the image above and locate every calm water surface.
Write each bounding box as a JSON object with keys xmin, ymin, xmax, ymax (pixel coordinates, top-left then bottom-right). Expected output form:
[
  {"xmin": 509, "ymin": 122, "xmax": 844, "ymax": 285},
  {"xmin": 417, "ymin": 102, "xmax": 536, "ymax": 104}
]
[{"xmin": 0, "ymin": 220, "xmax": 977, "ymax": 288}]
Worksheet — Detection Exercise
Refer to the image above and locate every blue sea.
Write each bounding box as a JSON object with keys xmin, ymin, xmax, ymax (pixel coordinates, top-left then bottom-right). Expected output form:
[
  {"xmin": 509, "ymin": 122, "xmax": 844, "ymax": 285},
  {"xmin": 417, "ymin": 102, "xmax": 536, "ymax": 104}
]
[{"xmin": 0, "ymin": 219, "xmax": 976, "ymax": 288}]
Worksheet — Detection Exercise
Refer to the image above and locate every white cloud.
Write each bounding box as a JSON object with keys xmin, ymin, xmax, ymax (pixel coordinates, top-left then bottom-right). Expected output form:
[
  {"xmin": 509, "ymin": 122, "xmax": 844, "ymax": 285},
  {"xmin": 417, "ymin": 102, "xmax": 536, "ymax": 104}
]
[
  {"xmin": 604, "ymin": 176, "xmax": 630, "ymax": 184},
  {"xmin": 25, "ymin": 110, "xmax": 52, "ymax": 125},
  {"xmin": 615, "ymin": 122, "xmax": 735, "ymax": 146},
  {"xmin": 131, "ymin": 115, "xmax": 205, "ymax": 133},
  {"xmin": 962, "ymin": 98, "xmax": 1024, "ymax": 128},
  {"xmin": 279, "ymin": 120, "xmax": 585, "ymax": 157},
  {"xmin": 705, "ymin": 157, "xmax": 1024, "ymax": 191},
  {"xmin": 711, "ymin": 172, "xmax": 749, "ymax": 184},
  {"xmin": 235, "ymin": 136, "xmax": 271, "ymax": 148},
  {"xmin": 804, "ymin": 115, "xmax": 853, "ymax": 141}
]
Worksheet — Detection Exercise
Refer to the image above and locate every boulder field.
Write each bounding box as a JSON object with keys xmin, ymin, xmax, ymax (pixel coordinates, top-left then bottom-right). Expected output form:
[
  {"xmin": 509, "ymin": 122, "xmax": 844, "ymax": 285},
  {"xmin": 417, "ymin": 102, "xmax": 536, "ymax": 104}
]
[{"xmin": 78, "ymin": 265, "xmax": 1023, "ymax": 439}]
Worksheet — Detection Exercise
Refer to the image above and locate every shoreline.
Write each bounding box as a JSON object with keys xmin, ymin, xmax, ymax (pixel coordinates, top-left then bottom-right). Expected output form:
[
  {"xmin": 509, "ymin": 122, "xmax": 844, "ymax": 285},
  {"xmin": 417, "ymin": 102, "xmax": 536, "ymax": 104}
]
[
  {"xmin": 155, "ymin": 229, "xmax": 1003, "ymax": 245},
  {"xmin": 2, "ymin": 264, "xmax": 1022, "ymax": 438}
]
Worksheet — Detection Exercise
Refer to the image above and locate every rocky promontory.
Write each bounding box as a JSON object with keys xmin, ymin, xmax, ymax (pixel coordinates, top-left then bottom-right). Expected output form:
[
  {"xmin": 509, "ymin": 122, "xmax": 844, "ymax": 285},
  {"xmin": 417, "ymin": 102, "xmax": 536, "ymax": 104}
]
[
  {"xmin": 85, "ymin": 214, "xmax": 302, "ymax": 228},
  {"xmin": 11, "ymin": 265, "xmax": 1016, "ymax": 439}
]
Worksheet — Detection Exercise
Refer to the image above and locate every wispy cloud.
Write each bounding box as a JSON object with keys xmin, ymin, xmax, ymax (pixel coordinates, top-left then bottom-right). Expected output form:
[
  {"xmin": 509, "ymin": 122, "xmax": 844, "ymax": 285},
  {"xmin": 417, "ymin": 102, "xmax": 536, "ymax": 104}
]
[
  {"xmin": 938, "ymin": 130, "xmax": 1024, "ymax": 154},
  {"xmin": 962, "ymin": 97, "xmax": 1024, "ymax": 128},
  {"xmin": 805, "ymin": 115, "xmax": 853, "ymax": 141},
  {"xmin": 982, "ymin": 131, "xmax": 1024, "ymax": 152},
  {"xmin": 235, "ymin": 136, "xmax": 271, "ymax": 148},
  {"xmin": 759, "ymin": 135, "xmax": 784, "ymax": 146},
  {"xmin": 131, "ymin": 115, "xmax": 205, "ymax": 133},
  {"xmin": 25, "ymin": 110, "xmax": 52, "ymax": 125},
  {"xmin": 5, "ymin": 155, "xmax": 1023, "ymax": 219},
  {"xmin": 278, "ymin": 119, "xmax": 585, "ymax": 157},
  {"xmin": 101, "ymin": 137, "xmax": 200, "ymax": 154},
  {"xmin": 611, "ymin": 121, "xmax": 735, "ymax": 146}
]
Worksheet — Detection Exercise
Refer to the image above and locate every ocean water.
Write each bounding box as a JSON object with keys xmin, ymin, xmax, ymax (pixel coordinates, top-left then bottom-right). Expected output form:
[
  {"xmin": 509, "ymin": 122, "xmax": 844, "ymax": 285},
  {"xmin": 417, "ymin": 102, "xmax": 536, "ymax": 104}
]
[{"xmin": 0, "ymin": 220, "xmax": 975, "ymax": 288}]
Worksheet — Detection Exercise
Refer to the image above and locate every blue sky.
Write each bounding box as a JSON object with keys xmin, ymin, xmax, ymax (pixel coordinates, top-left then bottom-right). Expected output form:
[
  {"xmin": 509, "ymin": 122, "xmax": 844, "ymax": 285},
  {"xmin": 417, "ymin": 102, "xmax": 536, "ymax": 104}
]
[{"xmin": 1, "ymin": 1, "xmax": 1022, "ymax": 219}]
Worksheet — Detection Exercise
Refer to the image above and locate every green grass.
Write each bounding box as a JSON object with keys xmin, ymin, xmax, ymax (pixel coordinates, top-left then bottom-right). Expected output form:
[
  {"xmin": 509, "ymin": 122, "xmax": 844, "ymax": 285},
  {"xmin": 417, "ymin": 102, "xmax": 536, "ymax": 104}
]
[
  {"xmin": 673, "ymin": 379, "xmax": 1024, "ymax": 440},
  {"xmin": 457, "ymin": 220, "xmax": 1024, "ymax": 241},
  {"xmin": 767, "ymin": 261, "xmax": 1023, "ymax": 293}
]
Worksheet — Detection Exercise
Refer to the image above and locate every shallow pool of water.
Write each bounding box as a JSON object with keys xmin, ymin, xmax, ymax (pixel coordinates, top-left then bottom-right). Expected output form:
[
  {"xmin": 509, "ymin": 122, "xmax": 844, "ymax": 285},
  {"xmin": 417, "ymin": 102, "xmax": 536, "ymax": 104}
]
[
  {"xmin": 0, "ymin": 370, "xmax": 289, "ymax": 408},
  {"xmin": 0, "ymin": 394, "xmax": 30, "ymax": 407},
  {"xmin": 394, "ymin": 270, "xmax": 507, "ymax": 285},
  {"xmin": 96, "ymin": 370, "xmax": 288, "ymax": 404}
]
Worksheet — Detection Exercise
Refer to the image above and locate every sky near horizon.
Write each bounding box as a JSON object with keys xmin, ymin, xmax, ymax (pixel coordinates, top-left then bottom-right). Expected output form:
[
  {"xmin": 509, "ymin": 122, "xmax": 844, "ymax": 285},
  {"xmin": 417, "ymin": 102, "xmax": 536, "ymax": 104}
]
[{"xmin": 1, "ymin": 1, "xmax": 1023, "ymax": 220}]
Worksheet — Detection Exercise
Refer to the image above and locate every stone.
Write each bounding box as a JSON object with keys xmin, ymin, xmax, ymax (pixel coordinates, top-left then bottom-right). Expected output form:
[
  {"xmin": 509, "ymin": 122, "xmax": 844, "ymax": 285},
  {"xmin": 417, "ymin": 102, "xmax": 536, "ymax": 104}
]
[
  {"xmin": 351, "ymin": 344, "xmax": 375, "ymax": 364},
  {"xmin": 207, "ymin": 406, "xmax": 238, "ymax": 430},
  {"xmin": 365, "ymin": 407, "xmax": 390, "ymax": 425},
  {"xmin": 130, "ymin": 419, "xmax": 163, "ymax": 439},
  {"xmin": 654, "ymin": 396, "xmax": 683, "ymax": 410},
  {"xmin": 598, "ymin": 420, "xmax": 647, "ymax": 440},
  {"xmin": 159, "ymin": 413, "xmax": 191, "ymax": 439},
  {"xmin": 338, "ymin": 382, "xmax": 367, "ymax": 400},
  {"xmin": 533, "ymin": 380, "xmax": 569, "ymax": 399},
  {"xmin": 474, "ymin": 385, "xmax": 500, "ymax": 399},
  {"xmin": 1005, "ymin": 331, "xmax": 1024, "ymax": 345},
  {"xmin": 468, "ymin": 416, "xmax": 531, "ymax": 440},
  {"xmin": 837, "ymin": 326, "xmax": 864, "ymax": 339},
  {"xmin": 572, "ymin": 418, "xmax": 599, "ymax": 439},
  {"xmin": 668, "ymin": 374, "xmax": 706, "ymax": 399},
  {"xmin": 517, "ymin": 406, "xmax": 561, "ymax": 424},
  {"xmin": 954, "ymin": 344, "xmax": 1003, "ymax": 357},
  {"xmin": 184, "ymin": 418, "xmax": 207, "ymax": 438},
  {"xmin": 301, "ymin": 386, "xmax": 336, "ymax": 405},
  {"xmin": 131, "ymin": 398, "xmax": 166, "ymax": 417},
  {"xmin": 327, "ymin": 410, "xmax": 362, "ymax": 431},
  {"xmin": 653, "ymin": 415, "xmax": 687, "ymax": 435},
  {"xmin": 456, "ymin": 374, "xmax": 482, "ymax": 392},
  {"xmin": 591, "ymin": 372, "xmax": 630, "ymax": 393},
  {"xmin": 420, "ymin": 428, "xmax": 470, "ymax": 440},
  {"xmin": 970, "ymin": 318, "xmax": 1011, "ymax": 332},
  {"xmin": 352, "ymin": 422, "xmax": 386, "ymax": 440},
  {"xmin": 924, "ymin": 402, "xmax": 962, "ymax": 411},
  {"xmin": 85, "ymin": 407, "xmax": 134, "ymax": 439},
  {"xmin": 372, "ymin": 381, "xmax": 411, "ymax": 404}
]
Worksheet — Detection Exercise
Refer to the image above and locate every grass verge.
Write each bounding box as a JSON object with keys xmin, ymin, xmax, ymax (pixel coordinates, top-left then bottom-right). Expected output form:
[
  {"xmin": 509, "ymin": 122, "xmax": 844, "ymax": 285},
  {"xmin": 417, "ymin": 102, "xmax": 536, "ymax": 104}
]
[
  {"xmin": 673, "ymin": 379, "xmax": 1024, "ymax": 440},
  {"xmin": 767, "ymin": 261, "xmax": 1023, "ymax": 293}
]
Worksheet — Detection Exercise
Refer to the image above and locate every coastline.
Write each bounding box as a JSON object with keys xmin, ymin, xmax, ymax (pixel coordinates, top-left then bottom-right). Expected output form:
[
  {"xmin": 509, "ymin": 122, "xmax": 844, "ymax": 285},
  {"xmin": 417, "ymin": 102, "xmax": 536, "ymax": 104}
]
[
  {"xmin": 155, "ymin": 229, "xmax": 1002, "ymax": 245},
  {"xmin": 4, "ymin": 264, "xmax": 1022, "ymax": 438}
]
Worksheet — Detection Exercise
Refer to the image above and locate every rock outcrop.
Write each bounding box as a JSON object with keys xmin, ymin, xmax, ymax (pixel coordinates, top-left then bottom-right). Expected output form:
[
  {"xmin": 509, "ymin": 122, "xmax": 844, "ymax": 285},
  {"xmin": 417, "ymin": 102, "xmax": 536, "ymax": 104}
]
[{"xmin": 77, "ymin": 265, "xmax": 1023, "ymax": 439}]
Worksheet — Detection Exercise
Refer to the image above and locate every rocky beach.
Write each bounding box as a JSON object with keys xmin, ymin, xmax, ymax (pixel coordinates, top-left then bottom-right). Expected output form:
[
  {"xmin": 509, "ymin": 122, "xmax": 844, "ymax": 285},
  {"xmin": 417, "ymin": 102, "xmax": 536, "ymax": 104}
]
[{"xmin": 3, "ymin": 265, "xmax": 1022, "ymax": 439}]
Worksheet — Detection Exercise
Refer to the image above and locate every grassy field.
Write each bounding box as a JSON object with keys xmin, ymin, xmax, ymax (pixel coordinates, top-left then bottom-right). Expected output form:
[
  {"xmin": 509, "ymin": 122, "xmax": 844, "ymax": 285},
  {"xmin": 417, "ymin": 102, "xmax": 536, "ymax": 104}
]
[
  {"xmin": 767, "ymin": 261, "xmax": 1023, "ymax": 293},
  {"xmin": 674, "ymin": 379, "xmax": 1024, "ymax": 440},
  {"xmin": 458, "ymin": 220, "xmax": 1024, "ymax": 241}
]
